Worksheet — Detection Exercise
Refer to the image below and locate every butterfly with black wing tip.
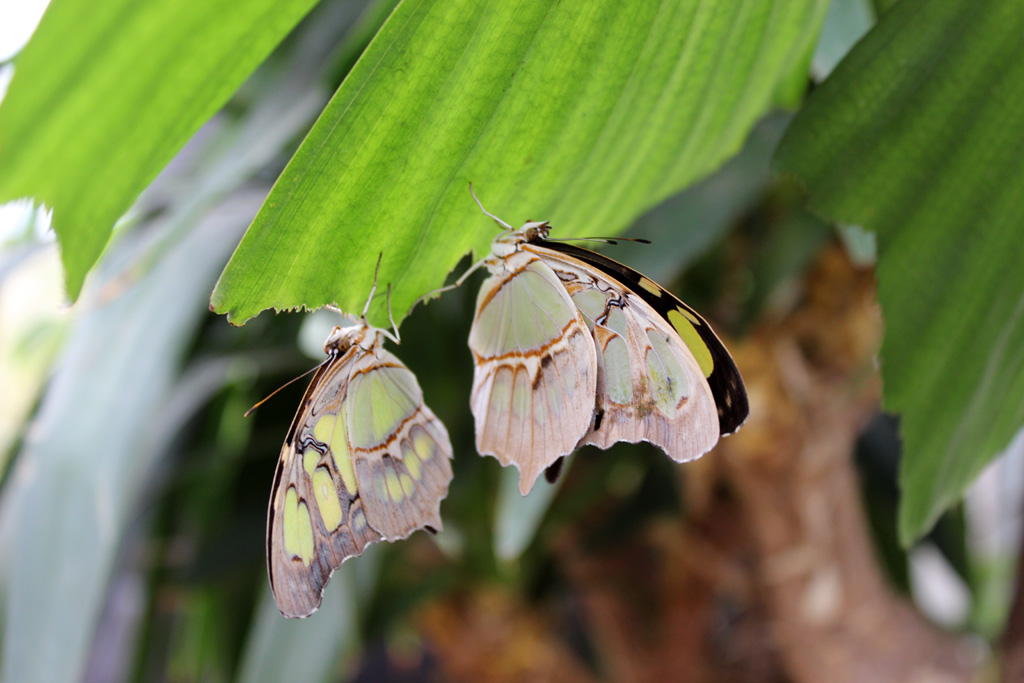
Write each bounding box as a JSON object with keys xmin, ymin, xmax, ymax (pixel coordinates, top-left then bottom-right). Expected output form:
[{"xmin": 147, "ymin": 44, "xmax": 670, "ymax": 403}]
[
  {"xmin": 265, "ymin": 257, "xmax": 453, "ymax": 618},
  {"xmin": 435, "ymin": 187, "xmax": 747, "ymax": 495}
]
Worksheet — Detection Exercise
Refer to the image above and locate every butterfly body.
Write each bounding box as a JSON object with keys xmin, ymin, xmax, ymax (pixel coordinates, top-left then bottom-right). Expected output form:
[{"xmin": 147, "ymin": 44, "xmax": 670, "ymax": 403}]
[
  {"xmin": 268, "ymin": 320, "xmax": 453, "ymax": 618},
  {"xmin": 468, "ymin": 215, "xmax": 747, "ymax": 495}
]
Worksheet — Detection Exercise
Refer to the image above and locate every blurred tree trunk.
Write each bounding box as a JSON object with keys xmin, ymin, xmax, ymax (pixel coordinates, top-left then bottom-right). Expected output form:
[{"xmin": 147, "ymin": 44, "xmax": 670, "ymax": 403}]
[{"xmin": 711, "ymin": 246, "xmax": 977, "ymax": 682}]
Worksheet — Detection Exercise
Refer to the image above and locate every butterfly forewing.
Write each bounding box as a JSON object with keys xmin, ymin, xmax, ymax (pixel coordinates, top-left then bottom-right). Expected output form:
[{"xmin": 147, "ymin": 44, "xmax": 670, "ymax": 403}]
[
  {"xmin": 469, "ymin": 250, "xmax": 597, "ymax": 494},
  {"xmin": 268, "ymin": 329, "xmax": 453, "ymax": 618}
]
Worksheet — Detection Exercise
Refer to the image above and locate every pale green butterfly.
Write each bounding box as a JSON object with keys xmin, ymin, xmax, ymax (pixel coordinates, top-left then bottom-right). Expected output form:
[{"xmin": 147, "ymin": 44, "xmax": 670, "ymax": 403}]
[
  {"xmin": 267, "ymin": 259, "xmax": 453, "ymax": 618},
  {"xmin": 449, "ymin": 188, "xmax": 748, "ymax": 495}
]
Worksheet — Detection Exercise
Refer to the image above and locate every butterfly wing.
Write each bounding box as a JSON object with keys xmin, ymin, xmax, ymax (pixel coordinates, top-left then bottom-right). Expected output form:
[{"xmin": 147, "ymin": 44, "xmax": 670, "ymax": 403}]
[
  {"xmin": 539, "ymin": 241, "xmax": 749, "ymax": 435},
  {"xmin": 344, "ymin": 348, "xmax": 453, "ymax": 540},
  {"xmin": 469, "ymin": 251, "xmax": 597, "ymax": 494},
  {"xmin": 267, "ymin": 350, "xmax": 380, "ymax": 618},
  {"xmin": 268, "ymin": 343, "xmax": 453, "ymax": 618},
  {"xmin": 531, "ymin": 242, "xmax": 744, "ymax": 461}
]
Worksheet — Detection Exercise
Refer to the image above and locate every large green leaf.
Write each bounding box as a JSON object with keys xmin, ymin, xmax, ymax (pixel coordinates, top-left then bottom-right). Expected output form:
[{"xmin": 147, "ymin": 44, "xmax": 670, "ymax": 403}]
[
  {"xmin": 775, "ymin": 0, "xmax": 1024, "ymax": 544},
  {"xmin": 212, "ymin": 0, "xmax": 828, "ymax": 325},
  {"xmin": 0, "ymin": 0, "xmax": 319, "ymax": 300}
]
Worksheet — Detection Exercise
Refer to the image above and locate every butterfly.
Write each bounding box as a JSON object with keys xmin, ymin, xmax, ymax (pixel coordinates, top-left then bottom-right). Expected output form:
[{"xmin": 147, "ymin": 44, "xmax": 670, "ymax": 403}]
[
  {"xmin": 456, "ymin": 188, "xmax": 748, "ymax": 494},
  {"xmin": 266, "ymin": 260, "xmax": 453, "ymax": 618}
]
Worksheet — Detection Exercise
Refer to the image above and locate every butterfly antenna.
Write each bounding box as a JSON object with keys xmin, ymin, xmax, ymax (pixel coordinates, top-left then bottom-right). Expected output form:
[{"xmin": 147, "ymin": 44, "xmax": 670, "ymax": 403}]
[
  {"xmin": 405, "ymin": 183, "xmax": 509, "ymax": 317},
  {"xmin": 244, "ymin": 364, "xmax": 322, "ymax": 417},
  {"xmin": 383, "ymin": 283, "xmax": 401, "ymax": 344},
  {"xmin": 362, "ymin": 252, "xmax": 383, "ymax": 319},
  {"xmin": 543, "ymin": 237, "xmax": 652, "ymax": 245},
  {"xmin": 469, "ymin": 182, "xmax": 513, "ymax": 230},
  {"xmin": 543, "ymin": 237, "xmax": 619, "ymax": 245}
]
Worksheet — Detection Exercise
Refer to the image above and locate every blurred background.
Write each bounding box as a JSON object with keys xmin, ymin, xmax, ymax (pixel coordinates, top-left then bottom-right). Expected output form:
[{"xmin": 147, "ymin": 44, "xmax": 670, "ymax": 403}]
[{"xmin": 2, "ymin": 0, "xmax": 1023, "ymax": 681}]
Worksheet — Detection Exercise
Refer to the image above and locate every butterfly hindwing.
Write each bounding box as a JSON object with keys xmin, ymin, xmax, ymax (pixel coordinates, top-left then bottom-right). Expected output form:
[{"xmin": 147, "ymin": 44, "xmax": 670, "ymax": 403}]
[
  {"xmin": 468, "ymin": 249, "xmax": 597, "ymax": 494},
  {"xmin": 345, "ymin": 349, "xmax": 453, "ymax": 539},
  {"xmin": 534, "ymin": 246, "xmax": 720, "ymax": 460},
  {"xmin": 539, "ymin": 240, "xmax": 749, "ymax": 435},
  {"xmin": 268, "ymin": 329, "xmax": 453, "ymax": 618}
]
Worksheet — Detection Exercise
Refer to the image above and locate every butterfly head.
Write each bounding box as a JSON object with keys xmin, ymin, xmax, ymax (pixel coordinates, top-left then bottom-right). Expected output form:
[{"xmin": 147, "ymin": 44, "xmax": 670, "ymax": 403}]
[
  {"xmin": 490, "ymin": 220, "xmax": 551, "ymax": 258},
  {"xmin": 519, "ymin": 220, "xmax": 551, "ymax": 243},
  {"xmin": 323, "ymin": 323, "xmax": 370, "ymax": 356}
]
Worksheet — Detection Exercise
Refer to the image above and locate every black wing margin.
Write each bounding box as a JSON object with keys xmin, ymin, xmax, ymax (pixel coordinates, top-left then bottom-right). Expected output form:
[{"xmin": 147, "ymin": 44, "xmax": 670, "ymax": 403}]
[{"xmin": 539, "ymin": 240, "xmax": 749, "ymax": 435}]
